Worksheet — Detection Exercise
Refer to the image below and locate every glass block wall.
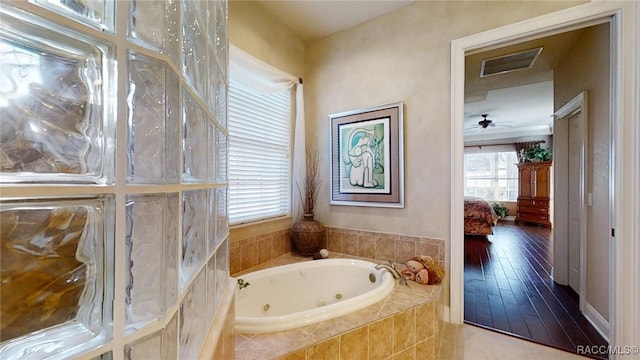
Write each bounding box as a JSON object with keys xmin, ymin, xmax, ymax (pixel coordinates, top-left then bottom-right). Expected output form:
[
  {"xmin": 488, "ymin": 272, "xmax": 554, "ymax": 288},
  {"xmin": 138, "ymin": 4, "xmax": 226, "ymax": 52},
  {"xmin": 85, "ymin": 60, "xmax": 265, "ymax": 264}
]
[{"xmin": 0, "ymin": 0, "xmax": 228, "ymax": 359}]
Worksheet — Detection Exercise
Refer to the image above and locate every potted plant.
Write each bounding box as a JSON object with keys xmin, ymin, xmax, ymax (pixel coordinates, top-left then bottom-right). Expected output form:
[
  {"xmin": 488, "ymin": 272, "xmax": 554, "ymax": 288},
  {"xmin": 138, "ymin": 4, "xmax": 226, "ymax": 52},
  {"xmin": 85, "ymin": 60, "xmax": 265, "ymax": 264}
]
[
  {"xmin": 291, "ymin": 145, "xmax": 325, "ymax": 256},
  {"xmin": 524, "ymin": 144, "xmax": 552, "ymax": 162},
  {"xmin": 492, "ymin": 202, "xmax": 509, "ymax": 220}
]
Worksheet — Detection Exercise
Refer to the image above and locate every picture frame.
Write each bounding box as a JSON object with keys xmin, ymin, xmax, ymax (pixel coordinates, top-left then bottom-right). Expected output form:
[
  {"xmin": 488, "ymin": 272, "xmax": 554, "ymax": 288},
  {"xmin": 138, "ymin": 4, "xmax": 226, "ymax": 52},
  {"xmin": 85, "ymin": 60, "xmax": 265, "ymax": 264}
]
[{"xmin": 329, "ymin": 101, "xmax": 404, "ymax": 208}]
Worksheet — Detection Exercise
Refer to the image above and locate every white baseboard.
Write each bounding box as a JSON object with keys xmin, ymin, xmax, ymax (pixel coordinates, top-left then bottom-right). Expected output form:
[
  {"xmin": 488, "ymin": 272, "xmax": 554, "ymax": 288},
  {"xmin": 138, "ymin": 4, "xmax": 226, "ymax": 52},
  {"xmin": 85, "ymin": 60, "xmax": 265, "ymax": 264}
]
[{"xmin": 584, "ymin": 302, "xmax": 610, "ymax": 342}]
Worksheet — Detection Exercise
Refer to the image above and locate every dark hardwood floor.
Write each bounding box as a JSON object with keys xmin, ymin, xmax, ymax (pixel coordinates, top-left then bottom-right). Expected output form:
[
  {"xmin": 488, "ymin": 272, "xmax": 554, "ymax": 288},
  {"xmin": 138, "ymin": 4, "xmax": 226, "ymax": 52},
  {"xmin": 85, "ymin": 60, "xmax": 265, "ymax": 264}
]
[{"xmin": 464, "ymin": 221, "xmax": 608, "ymax": 359}]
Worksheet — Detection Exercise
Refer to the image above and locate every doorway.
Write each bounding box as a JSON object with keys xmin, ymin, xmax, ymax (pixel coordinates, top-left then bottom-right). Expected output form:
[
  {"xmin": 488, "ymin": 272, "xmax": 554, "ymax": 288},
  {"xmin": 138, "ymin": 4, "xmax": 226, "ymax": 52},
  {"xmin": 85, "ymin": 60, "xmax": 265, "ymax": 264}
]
[
  {"xmin": 450, "ymin": 2, "xmax": 623, "ymax": 355},
  {"xmin": 463, "ymin": 55, "xmax": 604, "ymax": 352},
  {"xmin": 461, "ymin": 24, "xmax": 610, "ymax": 348}
]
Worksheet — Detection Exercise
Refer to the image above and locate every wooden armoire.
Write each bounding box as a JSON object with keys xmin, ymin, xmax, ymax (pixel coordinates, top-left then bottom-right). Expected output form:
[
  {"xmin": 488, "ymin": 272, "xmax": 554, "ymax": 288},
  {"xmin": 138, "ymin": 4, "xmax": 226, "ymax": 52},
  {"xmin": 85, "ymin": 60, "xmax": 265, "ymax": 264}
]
[{"xmin": 516, "ymin": 161, "xmax": 552, "ymax": 228}]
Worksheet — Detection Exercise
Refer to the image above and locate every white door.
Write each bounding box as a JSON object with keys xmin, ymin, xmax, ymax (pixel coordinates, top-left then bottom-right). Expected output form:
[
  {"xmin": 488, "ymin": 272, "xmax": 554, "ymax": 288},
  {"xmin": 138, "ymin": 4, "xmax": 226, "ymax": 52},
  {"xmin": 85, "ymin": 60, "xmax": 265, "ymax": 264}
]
[{"xmin": 553, "ymin": 91, "xmax": 588, "ymax": 305}]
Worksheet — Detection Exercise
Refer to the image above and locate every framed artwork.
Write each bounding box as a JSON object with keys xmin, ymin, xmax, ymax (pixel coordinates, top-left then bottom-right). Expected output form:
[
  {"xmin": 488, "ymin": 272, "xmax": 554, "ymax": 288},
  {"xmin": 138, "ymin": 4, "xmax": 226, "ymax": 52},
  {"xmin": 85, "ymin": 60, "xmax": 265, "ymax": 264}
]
[{"xmin": 329, "ymin": 101, "xmax": 404, "ymax": 208}]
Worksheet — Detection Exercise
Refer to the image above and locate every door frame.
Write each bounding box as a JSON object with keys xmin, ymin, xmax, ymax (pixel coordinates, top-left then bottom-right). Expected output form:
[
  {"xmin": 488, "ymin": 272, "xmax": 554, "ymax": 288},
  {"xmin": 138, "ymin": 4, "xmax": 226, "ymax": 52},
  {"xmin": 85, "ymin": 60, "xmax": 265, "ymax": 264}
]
[
  {"xmin": 553, "ymin": 91, "xmax": 588, "ymax": 313},
  {"xmin": 450, "ymin": 1, "xmax": 637, "ymax": 352}
]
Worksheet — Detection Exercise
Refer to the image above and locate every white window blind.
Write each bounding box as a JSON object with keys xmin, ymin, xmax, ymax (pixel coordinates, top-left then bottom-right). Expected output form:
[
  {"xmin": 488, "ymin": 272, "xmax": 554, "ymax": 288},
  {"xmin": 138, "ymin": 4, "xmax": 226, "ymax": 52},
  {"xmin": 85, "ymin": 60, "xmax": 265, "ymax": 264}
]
[{"xmin": 227, "ymin": 82, "xmax": 291, "ymax": 224}]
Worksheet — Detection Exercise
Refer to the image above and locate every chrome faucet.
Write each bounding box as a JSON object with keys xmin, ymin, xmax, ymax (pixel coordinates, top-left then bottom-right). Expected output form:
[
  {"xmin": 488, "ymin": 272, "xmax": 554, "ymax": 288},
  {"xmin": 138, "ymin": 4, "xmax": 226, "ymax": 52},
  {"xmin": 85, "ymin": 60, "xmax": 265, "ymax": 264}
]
[{"xmin": 375, "ymin": 261, "xmax": 408, "ymax": 285}]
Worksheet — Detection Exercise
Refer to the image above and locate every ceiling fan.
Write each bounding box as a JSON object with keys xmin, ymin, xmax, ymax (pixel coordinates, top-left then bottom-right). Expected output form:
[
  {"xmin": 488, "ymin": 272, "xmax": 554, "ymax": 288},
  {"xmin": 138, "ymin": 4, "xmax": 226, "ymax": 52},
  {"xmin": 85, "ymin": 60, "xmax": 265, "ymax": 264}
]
[{"xmin": 464, "ymin": 114, "xmax": 513, "ymax": 131}]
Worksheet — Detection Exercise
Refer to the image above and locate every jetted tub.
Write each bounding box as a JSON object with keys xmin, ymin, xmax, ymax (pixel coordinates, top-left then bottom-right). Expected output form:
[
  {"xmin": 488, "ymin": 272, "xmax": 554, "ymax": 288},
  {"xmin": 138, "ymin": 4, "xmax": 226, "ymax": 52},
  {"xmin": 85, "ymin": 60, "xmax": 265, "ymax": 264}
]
[{"xmin": 235, "ymin": 258, "xmax": 396, "ymax": 334}]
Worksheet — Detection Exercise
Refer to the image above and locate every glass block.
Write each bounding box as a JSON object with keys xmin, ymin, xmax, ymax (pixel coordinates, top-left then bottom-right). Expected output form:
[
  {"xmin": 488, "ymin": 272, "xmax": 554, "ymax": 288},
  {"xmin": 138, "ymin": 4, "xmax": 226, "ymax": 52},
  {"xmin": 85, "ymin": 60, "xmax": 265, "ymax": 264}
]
[
  {"xmin": 208, "ymin": 188, "xmax": 217, "ymax": 255},
  {"xmin": 179, "ymin": 270, "xmax": 207, "ymax": 360},
  {"xmin": 206, "ymin": 1, "xmax": 216, "ymax": 40},
  {"xmin": 214, "ymin": 1, "xmax": 228, "ymax": 80},
  {"xmin": 164, "ymin": 311, "xmax": 178, "ymax": 360},
  {"xmin": 181, "ymin": 190, "xmax": 207, "ymax": 286},
  {"xmin": 206, "ymin": 256, "xmax": 216, "ymax": 325},
  {"xmin": 123, "ymin": 318, "xmax": 177, "ymax": 360},
  {"xmin": 165, "ymin": 71, "xmax": 181, "ymax": 183},
  {"xmin": 188, "ymin": 0, "xmax": 209, "ymax": 27},
  {"xmin": 165, "ymin": 193, "xmax": 179, "ymax": 310},
  {"xmin": 182, "ymin": 1, "xmax": 207, "ymax": 99},
  {"xmin": 0, "ymin": 196, "xmax": 114, "ymax": 359},
  {"xmin": 128, "ymin": 0, "xmax": 166, "ymax": 51},
  {"xmin": 30, "ymin": 0, "xmax": 115, "ymax": 33},
  {"xmin": 127, "ymin": 52, "xmax": 164, "ymax": 182},
  {"xmin": 215, "ymin": 238, "xmax": 229, "ymax": 307},
  {"xmin": 216, "ymin": 187, "xmax": 228, "ymax": 243},
  {"xmin": 124, "ymin": 193, "xmax": 178, "ymax": 332},
  {"xmin": 93, "ymin": 351, "xmax": 113, "ymax": 360},
  {"xmin": 127, "ymin": 52, "xmax": 180, "ymax": 184},
  {"xmin": 124, "ymin": 331, "xmax": 161, "ymax": 360},
  {"xmin": 166, "ymin": 0, "xmax": 181, "ymax": 67},
  {"xmin": 183, "ymin": 91, "xmax": 208, "ymax": 182},
  {"xmin": 125, "ymin": 195, "xmax": 163, "ymax": 330},
  {"xmin": 215, "ymin": 72, "xmax": 228, "ymax": 128},
  {"xmin": 208, "ymin": 121, "xmax": 217, "ymax": 183},
  {"xmin": 216, "ymin": 128, "xmax": 228, "ymax": 183},
  {"xmin": 0, "ymin": 7, "xmax": 115, "ymax": 184},
  {"xmin": 207, "ymin": 44, "xmax": 218, "ymax": 114},
  {"xmin": 206, "ymin": 1, "xmax": 218, "ymax": 115}
]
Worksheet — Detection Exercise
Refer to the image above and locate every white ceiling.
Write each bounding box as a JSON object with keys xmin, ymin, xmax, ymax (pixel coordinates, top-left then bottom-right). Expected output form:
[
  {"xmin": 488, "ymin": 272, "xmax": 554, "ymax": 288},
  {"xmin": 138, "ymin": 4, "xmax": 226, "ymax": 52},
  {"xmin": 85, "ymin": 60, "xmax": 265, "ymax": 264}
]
[
  {"xmin": 250, "ymin": 2, "xmax": 584, "ymax": 144},
  {"xmin": 463, "ymin": 29, "xmax": 584, "ymax": 144},
  {"xmin": 254, "ymin": 0, "xmax": 415, "ymax": 42},
  {"xmin": 463, "ymin": 82, "xmax": 554, "ymax": 143}
]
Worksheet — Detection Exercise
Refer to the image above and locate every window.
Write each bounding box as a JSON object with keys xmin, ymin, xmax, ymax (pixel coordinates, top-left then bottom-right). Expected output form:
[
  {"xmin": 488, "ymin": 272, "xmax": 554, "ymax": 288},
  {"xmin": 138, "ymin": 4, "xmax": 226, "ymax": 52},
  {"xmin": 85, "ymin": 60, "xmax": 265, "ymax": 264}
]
[
  {"xmin": 464, "ymin": 151, "xmax": 519, "ymax": 201},
  {"xmin": 227, "ymin": 81, "xmax": 292, "ymax": 224}
]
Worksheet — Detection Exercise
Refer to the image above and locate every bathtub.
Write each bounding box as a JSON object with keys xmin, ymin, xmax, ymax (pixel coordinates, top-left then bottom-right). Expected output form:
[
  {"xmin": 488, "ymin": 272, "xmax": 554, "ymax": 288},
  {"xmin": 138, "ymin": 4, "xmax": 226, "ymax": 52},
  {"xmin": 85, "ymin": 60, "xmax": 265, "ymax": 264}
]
[{"xmin": 235, "ymin": 258, "xmax": 396, "ymax": 334}]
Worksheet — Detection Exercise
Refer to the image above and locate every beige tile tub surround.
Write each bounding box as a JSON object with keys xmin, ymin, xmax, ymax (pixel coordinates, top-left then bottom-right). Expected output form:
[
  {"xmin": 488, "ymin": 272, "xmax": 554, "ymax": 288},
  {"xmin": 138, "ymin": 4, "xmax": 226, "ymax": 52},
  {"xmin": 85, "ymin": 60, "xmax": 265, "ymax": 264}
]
[
  {"xmin": 230, "ymin": 222, "xmax": 444, "ymax": 277},
  {"xmin": 234, "ymin": 254, "xmax": 442, "ymax": 360},
  {"xmin": 325, "ymin": 227, "xmax": 445, "ymax": 266},
  {"xmin": 229, "ymin": 216, "xmax": 304, "ymax": 276}
]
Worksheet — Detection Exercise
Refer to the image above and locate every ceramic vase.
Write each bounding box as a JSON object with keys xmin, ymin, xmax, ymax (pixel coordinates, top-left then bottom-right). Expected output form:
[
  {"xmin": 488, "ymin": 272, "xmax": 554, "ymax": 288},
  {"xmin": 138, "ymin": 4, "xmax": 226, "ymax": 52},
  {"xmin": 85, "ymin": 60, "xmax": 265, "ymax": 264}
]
[{"xmin": 291, "ymin": 213, "xmax": 325, "ymax": 256}]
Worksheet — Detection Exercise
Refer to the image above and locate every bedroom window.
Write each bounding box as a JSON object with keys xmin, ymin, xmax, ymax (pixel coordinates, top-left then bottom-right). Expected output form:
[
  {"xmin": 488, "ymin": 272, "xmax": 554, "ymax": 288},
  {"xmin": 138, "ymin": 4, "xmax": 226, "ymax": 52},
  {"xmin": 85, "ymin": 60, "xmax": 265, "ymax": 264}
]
[
  {"xmin": 464, "ymin": 151, "xmax": 519, "ymax": 201},
  {"xmin": 227, "ymin": 80, "xmax": 292, "ymax": 225}
]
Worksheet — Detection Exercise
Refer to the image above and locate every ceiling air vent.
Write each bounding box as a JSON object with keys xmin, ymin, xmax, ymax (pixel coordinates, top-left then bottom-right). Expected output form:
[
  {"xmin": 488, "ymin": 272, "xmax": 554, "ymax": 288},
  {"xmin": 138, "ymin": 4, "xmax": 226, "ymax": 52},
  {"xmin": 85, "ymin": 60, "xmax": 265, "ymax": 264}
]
[{"xmin": 480, "ymin": 47, "xmax": 543, "ymax": 77}]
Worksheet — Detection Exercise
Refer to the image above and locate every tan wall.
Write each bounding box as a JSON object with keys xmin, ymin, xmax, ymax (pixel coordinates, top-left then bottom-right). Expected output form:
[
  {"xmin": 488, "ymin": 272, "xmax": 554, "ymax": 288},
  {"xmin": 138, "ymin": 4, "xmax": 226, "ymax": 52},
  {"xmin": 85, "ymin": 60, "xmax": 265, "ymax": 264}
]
[
  {"xmin": 305, "ymin": 1, "xmax": 585, "ymax": 239},
  {"xmin": 304, "ymin": 1, "xmax": 585, "ymax": 313},
  {"xmin": 554, "ymin": 23, "xmax": 611, "ymax": 320},
  {"xmin": 229, "ymin": 0, "xmax": 305, "ymax": 78}
]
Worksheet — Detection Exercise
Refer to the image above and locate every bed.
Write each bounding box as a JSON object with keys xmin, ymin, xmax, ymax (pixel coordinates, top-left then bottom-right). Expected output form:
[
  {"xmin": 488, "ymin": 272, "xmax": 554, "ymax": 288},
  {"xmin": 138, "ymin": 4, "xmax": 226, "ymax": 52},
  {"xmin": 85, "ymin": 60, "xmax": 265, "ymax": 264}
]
[{"xmin": 464, "ymin": 196, "xmax": 499, "ymax": 235}]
